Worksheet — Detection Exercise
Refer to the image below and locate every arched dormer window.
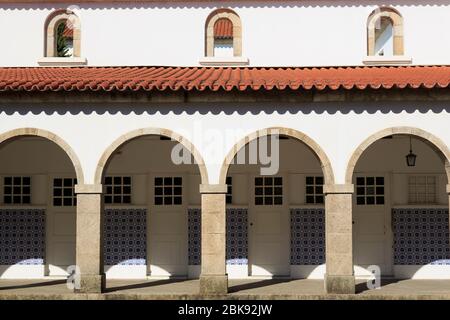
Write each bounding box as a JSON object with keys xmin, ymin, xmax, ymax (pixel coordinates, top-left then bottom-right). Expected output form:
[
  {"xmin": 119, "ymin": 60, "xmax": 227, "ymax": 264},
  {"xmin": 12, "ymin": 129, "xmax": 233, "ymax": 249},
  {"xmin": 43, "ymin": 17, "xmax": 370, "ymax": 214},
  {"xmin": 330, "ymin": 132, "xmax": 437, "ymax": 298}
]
[
  {"xmin": 200, "ymin": 8, "xmax": 248, "ymax": 66},
  {"xmin": 367, "ymin": 7, "xmax": 403, "ymax": 57},
  {"xmin": 364, "ymin": 7, "xmax": 411, "ymax": 65},
  {"xmin": 39, "ymin": 10, "xmax": 86, "ymax": 66}
]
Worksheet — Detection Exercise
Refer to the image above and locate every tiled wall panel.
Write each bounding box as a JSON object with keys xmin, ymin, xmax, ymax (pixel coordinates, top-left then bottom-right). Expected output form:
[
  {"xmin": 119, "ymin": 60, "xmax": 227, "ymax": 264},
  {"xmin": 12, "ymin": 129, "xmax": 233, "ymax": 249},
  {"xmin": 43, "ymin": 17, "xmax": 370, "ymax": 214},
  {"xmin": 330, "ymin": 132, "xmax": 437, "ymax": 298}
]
[
  {"xmin": 103, "ymin": 209, "xmax": 146, "ymax": 266},
  {"xmin": 290, "ymin": 208, "xmax": 325, "ymax": 265},
  {"xmin": 0, "ymin": 209, "xmax": 45, "ymax": 265},
  {"xmin": 393, "ymin": 208, "xmax": 450, "ymax": 265}
]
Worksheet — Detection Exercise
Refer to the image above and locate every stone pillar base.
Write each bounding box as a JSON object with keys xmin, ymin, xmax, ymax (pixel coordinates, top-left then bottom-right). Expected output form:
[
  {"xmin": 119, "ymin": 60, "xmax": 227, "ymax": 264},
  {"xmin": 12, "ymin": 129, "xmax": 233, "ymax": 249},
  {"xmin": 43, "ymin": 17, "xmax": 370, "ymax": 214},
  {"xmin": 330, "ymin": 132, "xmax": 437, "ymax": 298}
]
[
  {"xmin": 325, "ymin": 274, "xmax": 355, "ymax": 294},
  {"xmin": 75, "ymin": 274, "xmax": 106, "ymax": 294},
  {"xmin": 200, "ymin": 275, "xmax": 228, "ymax": 295}
]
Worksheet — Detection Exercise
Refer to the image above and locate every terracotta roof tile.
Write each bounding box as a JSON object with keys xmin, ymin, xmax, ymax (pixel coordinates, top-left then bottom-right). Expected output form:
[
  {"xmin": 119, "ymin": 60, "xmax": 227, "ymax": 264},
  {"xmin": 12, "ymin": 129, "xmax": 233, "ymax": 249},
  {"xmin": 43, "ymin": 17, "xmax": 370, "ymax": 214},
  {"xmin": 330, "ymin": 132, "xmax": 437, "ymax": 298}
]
[
  {"xmin": 214, "ymin": 18, "xmax": 233, "ymax": 39},
  {"xmin": 62, "ymin": 22, "xmax": 74, "ymax": 38},
  {"xmin": 0, "ymin": 66, "xmax": 448, "ymax": 93}
]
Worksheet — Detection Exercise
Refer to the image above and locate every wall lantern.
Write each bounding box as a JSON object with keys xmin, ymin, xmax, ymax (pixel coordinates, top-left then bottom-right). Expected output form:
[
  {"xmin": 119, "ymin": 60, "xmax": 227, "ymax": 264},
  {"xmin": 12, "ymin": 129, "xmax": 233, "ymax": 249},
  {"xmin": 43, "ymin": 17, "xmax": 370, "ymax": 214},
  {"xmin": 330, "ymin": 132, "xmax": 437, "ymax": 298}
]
[{"xmin": 405, "ymin": 136, "xmax": 417, "ymax": 167}]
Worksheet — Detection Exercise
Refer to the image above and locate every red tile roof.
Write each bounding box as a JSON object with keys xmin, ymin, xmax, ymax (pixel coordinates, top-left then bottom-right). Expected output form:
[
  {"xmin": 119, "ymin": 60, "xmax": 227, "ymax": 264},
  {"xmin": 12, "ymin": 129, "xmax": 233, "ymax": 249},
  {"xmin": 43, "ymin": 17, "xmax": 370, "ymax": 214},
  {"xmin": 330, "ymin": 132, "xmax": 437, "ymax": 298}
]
[
  {"xmin": 0, "ymin": 66, "xmax": 448, "ymax": 93},
  {"xmin": 62, "ymin": 21, "xmax": 74, "ymax": 38},
  {"xmin": 214, "ymin": 18, "xmax": 233, "ymax": 39}
]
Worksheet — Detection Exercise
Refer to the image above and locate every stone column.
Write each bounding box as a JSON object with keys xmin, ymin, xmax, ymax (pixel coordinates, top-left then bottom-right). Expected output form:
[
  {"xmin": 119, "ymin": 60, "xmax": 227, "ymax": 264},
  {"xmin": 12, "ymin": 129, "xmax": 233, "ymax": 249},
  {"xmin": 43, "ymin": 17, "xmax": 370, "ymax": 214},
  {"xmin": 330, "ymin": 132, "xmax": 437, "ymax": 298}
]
[
  {"xmin": 74, "ymin": 184, "xmax": 105, "ymax": 293},
  {"xmin": 199, "ymin": 184, "xmax": 228, "ymax": 294},
  {"xmin": 447, "ymin": 185, "xmax": 450, "ymax": 248},
  {"xmin": 323, "ymin": 184, "xmax": 355, "ymax": 294}
]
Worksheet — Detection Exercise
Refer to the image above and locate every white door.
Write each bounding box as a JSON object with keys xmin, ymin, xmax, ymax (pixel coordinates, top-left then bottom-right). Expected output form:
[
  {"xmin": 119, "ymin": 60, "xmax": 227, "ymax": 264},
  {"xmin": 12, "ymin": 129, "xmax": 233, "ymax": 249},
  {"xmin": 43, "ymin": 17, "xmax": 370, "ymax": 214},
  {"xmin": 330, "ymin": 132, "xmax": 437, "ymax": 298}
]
[
  {"xmin": 148, "ymin": 174, "xmax": 188, "ymax": 276},
  {"xmin": 249, "ymin": 175, "xmax": 290, "ymax": 276},
  {"xmin": 353, "ymin": 174, "xmax": 393, "ymax": 276}
]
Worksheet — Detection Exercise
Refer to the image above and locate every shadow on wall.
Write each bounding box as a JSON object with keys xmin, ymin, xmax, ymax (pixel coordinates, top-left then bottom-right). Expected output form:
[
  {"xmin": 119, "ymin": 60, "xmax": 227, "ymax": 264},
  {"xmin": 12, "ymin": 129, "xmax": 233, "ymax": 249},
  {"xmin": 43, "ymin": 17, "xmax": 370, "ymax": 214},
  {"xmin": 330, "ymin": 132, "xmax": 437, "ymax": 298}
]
[
  {"xmin": 2, "ymin": 1, "xmax": 449, "ymax": 10},
  {"xmin": 1, "ymin": 101, "xmax": 450, "ymax": 117}
]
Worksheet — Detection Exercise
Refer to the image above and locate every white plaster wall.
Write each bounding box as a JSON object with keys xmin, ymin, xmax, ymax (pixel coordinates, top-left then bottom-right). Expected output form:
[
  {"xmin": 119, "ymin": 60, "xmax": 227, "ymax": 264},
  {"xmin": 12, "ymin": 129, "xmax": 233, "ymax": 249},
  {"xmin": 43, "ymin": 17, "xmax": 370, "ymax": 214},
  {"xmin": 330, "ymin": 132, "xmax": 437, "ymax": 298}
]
[{"xmin": 1, "ymin": 1, "xmax": 450, "ymax": 66}]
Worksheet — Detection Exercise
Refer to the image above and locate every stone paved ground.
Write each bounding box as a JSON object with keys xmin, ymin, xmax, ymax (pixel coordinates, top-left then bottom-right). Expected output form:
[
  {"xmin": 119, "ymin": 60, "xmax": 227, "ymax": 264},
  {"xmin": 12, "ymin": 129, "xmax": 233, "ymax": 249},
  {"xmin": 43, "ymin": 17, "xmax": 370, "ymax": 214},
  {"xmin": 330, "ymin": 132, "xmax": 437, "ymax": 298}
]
[{"xmin": 1, "ymin": 278, "xmax": 450, "ymax": 299}]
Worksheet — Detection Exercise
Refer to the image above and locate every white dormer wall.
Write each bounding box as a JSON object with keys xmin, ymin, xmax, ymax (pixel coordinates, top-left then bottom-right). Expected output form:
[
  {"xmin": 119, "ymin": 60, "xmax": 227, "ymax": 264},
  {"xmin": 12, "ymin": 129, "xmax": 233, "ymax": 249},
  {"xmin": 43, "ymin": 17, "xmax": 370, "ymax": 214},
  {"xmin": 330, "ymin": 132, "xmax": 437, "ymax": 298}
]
[
  {"xmin": 374, "ymin": 20, "xmax": 394, "ymax": 57},
  {"xmin": 0, "ymin": 1, "xmax": 450, "ymax": 67}
]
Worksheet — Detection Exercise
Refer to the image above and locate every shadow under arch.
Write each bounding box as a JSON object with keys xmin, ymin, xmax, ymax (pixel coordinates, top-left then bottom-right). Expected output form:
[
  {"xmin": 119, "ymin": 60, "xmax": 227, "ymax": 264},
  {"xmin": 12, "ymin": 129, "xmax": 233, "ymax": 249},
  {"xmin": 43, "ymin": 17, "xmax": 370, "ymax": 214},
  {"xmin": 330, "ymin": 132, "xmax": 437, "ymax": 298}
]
[
  {"xmin": 345, "ymin": 126, "xmax": 450, "ymax": 185},
  {"xmin": 218, "ymin": 127, "xmax": 335, "ymax": 185},
  {"xmin": 94, "ymin": 127, "xmax": 209, "ymax": 185},
  {"xmin": 0, "ymin": 128, "xmax": 84, "ymax": 184}
]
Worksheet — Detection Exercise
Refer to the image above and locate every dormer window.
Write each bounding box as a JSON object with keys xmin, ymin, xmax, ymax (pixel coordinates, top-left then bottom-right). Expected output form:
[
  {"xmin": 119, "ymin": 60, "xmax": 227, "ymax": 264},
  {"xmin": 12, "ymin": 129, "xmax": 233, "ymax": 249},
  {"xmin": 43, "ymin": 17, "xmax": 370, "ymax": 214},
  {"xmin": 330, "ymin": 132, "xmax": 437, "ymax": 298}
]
[
  {"xmin": 363, "ymin": 7, "xmax": 411, "ymax": 65},
  {"xmin": 200, "ymin": 8, "xmax": 248, "ymax": 66},
  {"xmin": 38, "ymin": 10, "xmax": 86, "ymax": 66}
]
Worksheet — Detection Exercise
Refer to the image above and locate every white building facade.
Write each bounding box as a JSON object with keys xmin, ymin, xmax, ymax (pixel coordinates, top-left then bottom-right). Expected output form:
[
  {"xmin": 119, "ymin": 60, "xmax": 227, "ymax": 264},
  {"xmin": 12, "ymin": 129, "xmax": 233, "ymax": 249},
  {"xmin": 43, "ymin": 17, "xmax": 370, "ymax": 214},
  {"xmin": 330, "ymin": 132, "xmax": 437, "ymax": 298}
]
[{"xmin": 0, "ymin": 0, "xmax": 449, "ymax": 295}]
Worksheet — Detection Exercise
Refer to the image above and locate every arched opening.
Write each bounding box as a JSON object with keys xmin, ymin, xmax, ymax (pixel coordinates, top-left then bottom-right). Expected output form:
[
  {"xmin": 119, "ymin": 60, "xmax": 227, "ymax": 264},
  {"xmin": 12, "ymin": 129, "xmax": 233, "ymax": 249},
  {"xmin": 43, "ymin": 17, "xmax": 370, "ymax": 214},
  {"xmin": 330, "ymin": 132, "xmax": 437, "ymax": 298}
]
[
  {"xmin": 45, "ymin": 10, "xmax": 81, "ymax": 58},
  {"xmin": 205, "ymin": 8, "xmax": 242, "ymax": 57},
  {"xmin": 97, "ymin": 131, "xmax": 206, "ymax": 282},
  {"xmin": 221, "ymin": 128, "xmax": 333, "ymax": 282},
  {"xmin": 0, "ymin": 132, "xmax": 81, "ymax": 279},
  {"xmin": 348, "ymin": 130, "xmax": 450, "ymax": 280}
]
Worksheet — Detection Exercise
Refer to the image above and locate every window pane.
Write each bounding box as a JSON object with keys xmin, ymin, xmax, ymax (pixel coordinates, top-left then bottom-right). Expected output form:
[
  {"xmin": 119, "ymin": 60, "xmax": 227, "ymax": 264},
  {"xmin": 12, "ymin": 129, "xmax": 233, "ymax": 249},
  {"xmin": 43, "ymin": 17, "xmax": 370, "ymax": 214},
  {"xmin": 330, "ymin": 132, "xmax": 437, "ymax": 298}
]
[
  {"xmin": 155, "ymin": 187, "xmax": 163, "ymax": 196},
  {"xmin": 356, "ymin": 177, "xmax": 365, "ymax": 186},
  {"xmin": 376, "ymin": 196, "xmax": 385, "ymax": 205},
  {"xmin": 255, "ymin": 177, "xmax": 263, "ymax": 186},
  {"xmin": 123, "ymin": 176, "xmax": 131, "ymax": 185},
  {"xmin": 154, "ymin": 177, "xmax": 163, "ymax": 186},
  {"xmin": 54, "ymin": 179, "xmax": 62, "ymax": 187},
  {"xmin": 376, "ymin": 187, "xmax": 384, "ymax": 195}
]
